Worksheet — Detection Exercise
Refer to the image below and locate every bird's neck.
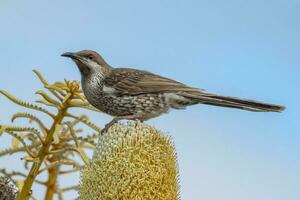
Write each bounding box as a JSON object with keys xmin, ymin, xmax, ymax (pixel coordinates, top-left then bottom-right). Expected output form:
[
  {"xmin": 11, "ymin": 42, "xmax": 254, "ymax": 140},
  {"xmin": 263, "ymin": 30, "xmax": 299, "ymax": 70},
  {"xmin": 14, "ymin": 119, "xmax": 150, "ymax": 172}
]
[
  {"xmin": 82, "ymin": 71, "xmax": 105, "ymax": 86},
  {"xmin": 99, "ymin": 64, "xmax": 112, "ymax": 78},
  {"xmin": 81, "ymin": 71, "xmax": 105, "ymax": 104},
  {"xmin": 81, "ymin": 62, "xmax": 111, "ymax": 78}
]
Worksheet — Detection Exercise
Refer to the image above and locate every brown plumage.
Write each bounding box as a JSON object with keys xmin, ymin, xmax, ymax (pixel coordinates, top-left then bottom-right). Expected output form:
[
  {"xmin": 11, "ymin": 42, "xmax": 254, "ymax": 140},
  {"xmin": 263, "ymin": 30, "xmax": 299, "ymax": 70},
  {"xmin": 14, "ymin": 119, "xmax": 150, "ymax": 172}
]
[{"xmin": 62, "ymin": 50, "xmax": 285, "ymax": 132}]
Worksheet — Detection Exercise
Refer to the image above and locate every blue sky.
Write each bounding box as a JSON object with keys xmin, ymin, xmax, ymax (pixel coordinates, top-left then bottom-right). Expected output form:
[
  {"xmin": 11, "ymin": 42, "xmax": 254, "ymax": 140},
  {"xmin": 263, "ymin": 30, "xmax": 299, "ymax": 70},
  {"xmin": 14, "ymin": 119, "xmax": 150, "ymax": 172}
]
[{"xmin": 0, "ymin": 0, "xmax": 299, "ymax": 199}]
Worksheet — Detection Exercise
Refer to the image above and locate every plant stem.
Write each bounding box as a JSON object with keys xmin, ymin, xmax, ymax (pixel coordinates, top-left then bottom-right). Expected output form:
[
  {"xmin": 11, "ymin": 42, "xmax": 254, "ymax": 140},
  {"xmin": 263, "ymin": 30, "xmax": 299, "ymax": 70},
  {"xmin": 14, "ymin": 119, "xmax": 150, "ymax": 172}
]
[
  {"xmin": 17, "ymin": 106, "xmax": 68, "ymax": 200},
  {"xmin": 44, "ymin": 167, "xmax": 59, "ymax": 200}
]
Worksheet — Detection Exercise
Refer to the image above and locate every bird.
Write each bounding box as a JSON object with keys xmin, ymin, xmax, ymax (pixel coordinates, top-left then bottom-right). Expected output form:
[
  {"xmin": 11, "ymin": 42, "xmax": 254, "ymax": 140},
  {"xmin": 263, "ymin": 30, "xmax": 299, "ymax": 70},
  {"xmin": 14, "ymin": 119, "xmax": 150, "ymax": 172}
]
[{"xmin": 61, "ymin": 50, "xmax": 285, "ymax": 133}]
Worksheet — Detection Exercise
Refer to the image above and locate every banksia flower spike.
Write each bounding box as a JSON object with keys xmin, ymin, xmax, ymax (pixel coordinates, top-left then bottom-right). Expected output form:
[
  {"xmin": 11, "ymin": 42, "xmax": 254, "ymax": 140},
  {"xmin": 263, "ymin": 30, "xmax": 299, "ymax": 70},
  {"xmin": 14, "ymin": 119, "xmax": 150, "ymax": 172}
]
[{"xmin": 79, "ymin": 121, "xmax": 180, "ymax": 200}]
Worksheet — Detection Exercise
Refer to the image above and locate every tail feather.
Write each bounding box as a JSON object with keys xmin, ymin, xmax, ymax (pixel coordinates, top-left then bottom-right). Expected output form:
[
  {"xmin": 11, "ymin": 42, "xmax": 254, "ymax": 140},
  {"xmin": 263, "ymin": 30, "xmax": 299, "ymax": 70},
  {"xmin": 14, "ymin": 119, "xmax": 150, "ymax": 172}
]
[{"xmin": 182, "ymin": 93, "xmax": 285, "ymax": 112}]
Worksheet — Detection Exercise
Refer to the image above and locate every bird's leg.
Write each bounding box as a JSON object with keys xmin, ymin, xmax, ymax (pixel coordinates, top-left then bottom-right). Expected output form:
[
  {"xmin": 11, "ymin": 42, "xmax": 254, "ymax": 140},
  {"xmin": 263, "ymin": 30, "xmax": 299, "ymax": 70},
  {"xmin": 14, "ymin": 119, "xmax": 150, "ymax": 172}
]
[
  {"xmin": 101, "ymin": 115, "xmax": 141, "ymax": 135},
  {"xmin": 134, "ymin": 119, "xmax": 144, "ymax": 128},
  {"xmin": 101, "ymin": 119, "xmax": 118, "ymax": 135}
]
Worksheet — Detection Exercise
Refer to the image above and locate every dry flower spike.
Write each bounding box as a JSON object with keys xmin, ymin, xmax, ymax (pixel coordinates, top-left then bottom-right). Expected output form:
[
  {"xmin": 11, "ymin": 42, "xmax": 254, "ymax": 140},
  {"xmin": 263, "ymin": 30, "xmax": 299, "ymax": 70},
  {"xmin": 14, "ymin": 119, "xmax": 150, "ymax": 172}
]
[{"xmin": 0, "ymin": 177, "xmax": 18, "ymax": 200}]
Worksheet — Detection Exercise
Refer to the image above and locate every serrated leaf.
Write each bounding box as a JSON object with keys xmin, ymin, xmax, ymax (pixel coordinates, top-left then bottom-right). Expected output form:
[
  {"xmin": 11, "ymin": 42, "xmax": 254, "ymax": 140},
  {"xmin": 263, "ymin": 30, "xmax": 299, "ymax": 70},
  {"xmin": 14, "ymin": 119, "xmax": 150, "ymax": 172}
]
[
  {"xmin": 21, "ymin": 156, "xmax": 39, "ymax": 162},
  {"xmin": 35, "ymin": 90, "xmax": 60, "ymax": 106},
  {"xmin": 0, "ymin": 126, "xmax": 6, "ymax": 135},
  {"xmin": 12, "ymin": 137, "xmax": 22, "ymax": 150},
  {"xmin": 11, "ymin": 132, "xmax": 28, "ymax": 150},
  {"xmin": 52, "ymin": 81, "xmax": 66, "ymax": 87},
  {"xmin": 62, "ymin": 93, "xmax": 72, "ymax": 103},
  {"xmin": 73, "ymin": 93, "xmax": 86, "ymax": 101},
  {"xmin": 77, "ymin": 147, "xmax": 90, "ymax": 165},
  {"xmin": 0, "ymin": 90, "xmax": 54, "ymax": 118},
  {"xmin": 11, "ymin": 112, "xmax": 48, "ymax": 133}
]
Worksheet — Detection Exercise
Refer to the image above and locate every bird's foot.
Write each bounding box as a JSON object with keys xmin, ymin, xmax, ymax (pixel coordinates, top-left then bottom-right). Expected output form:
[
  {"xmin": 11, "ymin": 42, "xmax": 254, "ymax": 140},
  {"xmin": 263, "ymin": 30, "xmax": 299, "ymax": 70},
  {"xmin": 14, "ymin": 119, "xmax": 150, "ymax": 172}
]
[
  {"xmin": 133, "ymin": 119, "xmax": 144, "ymax": 128},
  {"xmin": 101, "ymin": 115, "xmax": 142, "ymax": 135}
]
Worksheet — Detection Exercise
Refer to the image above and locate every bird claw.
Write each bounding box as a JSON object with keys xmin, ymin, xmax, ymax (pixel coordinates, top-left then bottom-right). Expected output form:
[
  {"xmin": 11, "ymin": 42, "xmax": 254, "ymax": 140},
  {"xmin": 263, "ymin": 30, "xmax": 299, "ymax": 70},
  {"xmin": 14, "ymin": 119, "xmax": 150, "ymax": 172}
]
[
  {"xmin": 101, "ymin": 116, "xmax": 143, "ymax": 135},
  {"xmin": 101, "ymin": 120, "xmax": 117, "ymax": 135}
]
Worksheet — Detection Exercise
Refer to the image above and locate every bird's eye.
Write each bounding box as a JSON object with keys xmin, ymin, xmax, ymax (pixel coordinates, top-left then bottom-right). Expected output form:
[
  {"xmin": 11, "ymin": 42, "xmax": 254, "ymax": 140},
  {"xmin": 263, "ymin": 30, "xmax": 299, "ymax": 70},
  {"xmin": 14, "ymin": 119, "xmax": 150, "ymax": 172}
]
[{"xmin": 87, "ymin": 55, "xmax": 94, "ymax": 60}]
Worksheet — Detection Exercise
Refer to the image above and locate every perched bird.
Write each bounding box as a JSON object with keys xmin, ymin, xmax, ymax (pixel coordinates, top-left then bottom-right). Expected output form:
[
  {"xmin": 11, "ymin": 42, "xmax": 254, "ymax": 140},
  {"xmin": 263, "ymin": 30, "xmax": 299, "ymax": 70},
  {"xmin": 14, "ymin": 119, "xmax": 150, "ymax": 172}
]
[{"xmin": 62, "ymin": 50, "xmax": 285, "ymax": 132}]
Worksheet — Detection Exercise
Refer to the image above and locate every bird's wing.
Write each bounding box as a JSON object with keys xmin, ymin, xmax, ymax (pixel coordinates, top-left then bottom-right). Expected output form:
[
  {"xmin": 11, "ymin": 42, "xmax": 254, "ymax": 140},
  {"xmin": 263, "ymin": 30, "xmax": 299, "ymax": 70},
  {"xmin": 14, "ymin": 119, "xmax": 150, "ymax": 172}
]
[{"xmin": 103, "ymin": 68, "xmax": 203, "ymax": 95}]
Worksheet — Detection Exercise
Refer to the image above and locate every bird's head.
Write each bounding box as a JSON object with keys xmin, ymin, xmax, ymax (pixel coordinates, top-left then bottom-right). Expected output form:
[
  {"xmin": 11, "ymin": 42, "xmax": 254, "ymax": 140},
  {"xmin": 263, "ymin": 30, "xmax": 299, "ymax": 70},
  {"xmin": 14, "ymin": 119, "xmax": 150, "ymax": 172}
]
[{"xmin": 61, "ymin": 50, "xmax": 111, "ymax": 77}]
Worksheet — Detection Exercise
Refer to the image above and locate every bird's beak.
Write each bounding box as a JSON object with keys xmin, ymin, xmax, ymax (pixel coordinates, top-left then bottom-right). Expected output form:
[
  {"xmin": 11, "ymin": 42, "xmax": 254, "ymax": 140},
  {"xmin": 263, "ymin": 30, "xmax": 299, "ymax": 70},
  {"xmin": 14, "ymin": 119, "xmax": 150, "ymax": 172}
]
[{"xmin": 61, "ymin": 52, "xmax": 80, "ymax": 61}]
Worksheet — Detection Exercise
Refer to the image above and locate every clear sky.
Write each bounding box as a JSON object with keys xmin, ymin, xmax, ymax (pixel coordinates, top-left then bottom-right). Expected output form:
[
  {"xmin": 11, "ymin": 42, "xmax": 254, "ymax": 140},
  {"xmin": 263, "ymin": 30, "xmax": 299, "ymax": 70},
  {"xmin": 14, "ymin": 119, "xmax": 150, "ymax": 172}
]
[{"xmin": 0, "ymin": 0, "xmax": 299, "ymax": 199}]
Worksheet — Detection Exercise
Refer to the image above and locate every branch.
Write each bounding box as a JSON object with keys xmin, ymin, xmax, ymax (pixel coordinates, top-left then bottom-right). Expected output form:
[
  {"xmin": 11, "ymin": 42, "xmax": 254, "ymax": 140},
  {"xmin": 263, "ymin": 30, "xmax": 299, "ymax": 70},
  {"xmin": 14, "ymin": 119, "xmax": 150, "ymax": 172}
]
[
  {"xmin": 0, "ymin": 90, "xmax": 55, "ymax": 119},
  {"xmin": 33, "ymin": 69, "xmax": 64, "ymax": 101},
  {"xmin": 11, "ymin": 112, "xmax": 48, "ymax": 134},
  {"xmin": 65, "ymin": 113, "xmax": 102, "ymax": 133},
  {"xmin": 3, "ymin": 129, "xmax": 38, "ymax": 158}
]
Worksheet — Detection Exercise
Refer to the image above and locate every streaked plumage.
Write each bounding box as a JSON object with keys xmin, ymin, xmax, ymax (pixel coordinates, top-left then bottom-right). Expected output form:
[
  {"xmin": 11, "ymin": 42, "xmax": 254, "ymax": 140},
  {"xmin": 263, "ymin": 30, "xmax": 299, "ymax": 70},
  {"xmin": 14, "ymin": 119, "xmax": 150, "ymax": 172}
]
[{"xmin": 62, "ymin": 50, "xmax": 285, "ymax": 131}]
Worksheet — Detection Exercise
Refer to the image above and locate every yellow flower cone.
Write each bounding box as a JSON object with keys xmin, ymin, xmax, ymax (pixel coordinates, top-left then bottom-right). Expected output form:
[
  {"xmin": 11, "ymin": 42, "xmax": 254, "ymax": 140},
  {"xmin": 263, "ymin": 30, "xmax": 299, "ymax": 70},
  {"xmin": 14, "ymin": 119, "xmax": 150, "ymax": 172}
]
[{"xmin": 79, "ymin": 121, "xmax": 180, "ymax": 200}]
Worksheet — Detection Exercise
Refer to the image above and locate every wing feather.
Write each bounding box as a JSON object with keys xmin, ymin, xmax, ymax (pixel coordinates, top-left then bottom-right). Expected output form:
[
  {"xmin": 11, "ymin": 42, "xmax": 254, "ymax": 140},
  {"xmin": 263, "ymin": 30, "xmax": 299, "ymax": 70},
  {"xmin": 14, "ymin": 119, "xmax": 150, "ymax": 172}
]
[{"xmin": 104, "ymin": 68, "xmax": 202, "ymax": 95}]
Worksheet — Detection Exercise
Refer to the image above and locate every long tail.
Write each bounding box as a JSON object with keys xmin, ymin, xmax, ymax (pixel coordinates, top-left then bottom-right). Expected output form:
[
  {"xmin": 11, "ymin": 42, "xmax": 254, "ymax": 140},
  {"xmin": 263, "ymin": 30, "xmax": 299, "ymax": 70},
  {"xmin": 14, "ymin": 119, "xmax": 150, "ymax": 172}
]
[{"xmin": 182, "ymin": 93, "xmax": 285, "ymax": 112}]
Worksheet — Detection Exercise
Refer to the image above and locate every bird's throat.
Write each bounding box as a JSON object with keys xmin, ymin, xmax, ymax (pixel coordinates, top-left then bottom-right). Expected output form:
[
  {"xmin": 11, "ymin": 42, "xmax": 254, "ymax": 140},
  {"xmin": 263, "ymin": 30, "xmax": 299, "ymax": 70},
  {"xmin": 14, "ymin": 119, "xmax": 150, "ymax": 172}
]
[{"xmin": 75, "ymin": 61, "xmax": 90, "ymax": 75}]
